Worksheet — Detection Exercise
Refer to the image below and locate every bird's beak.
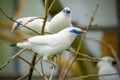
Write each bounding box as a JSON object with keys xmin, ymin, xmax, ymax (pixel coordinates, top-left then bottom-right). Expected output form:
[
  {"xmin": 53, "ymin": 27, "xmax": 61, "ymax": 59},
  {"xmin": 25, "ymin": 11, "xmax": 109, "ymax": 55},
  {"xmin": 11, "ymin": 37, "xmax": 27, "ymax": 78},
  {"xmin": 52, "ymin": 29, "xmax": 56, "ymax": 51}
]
[
  {"xmin": 11, "ymin": 26, "xmax": 17, "ymax": 32},
  {"xmin": 80, "ymin": 30, "xmax": 86, "ymax": 33},
  {"xmin": 112, "ymin": 59, "xmax": 117, "ymax": 64}
]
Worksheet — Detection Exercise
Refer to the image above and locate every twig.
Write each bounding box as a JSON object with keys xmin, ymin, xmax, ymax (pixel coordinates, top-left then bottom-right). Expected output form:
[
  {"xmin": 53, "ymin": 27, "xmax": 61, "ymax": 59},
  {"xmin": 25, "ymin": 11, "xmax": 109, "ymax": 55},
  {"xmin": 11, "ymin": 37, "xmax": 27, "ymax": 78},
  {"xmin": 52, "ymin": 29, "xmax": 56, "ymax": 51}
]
[
  {"xmin": 49, "ymin": 66, "xmax": 55, "ymax": 80},
  {"xmin": 86, "ymin": 37, "xmax": 120, "ymax": 74},
  {"xmin": 61, "ymin": 4, "xmax": 99, "ymax": 80},
  {"xmin": 28, "ymin": 53, "xmax": 37, "ymax": 80},
  {"xmin": 73, "ymin": 50, "xmax": 100, "ymax": 61},
  {"xmin": 0, "ymin": 8, "xmax": 40, "ymax": 35},
  {"xmin": 69, "ymin": 73, "xmax": 119, "ymax": 80},
  {"xmin": 0, "ymin": 31, "xmax": 22, "ymax": 42},
  {"xmin": 35, "ymin": 56, "xmax": 42, "ymax": 64},
  {"xmin": 18, "ymin": 55, "xmax": 31, "ymax": 65},
  {"xmin": 18, "ymin": 55, "xmax": 48, "ymax": 80},
  {"xmin": 41, "ymin": 0, "xmax": 56, "ymax": 34},
  {"xmin": 48, "ymin": 0, "xmax": 56, "ymax": 13},
  {"xmin": 17, "ymin": 74, "xmax": 29, "ymax": 80},
  {"xmin": 0, "ymin": 22, "xmax": 11, "ymax": 29},
  {"xmin": 13, "ymin": 0, "xmax": 27, "ymax": 19},
  {"xmin": 76, "ymin": 4, "xmax": 99, "ymax": 52},
  {"xmin": 23, "ymin": 17, "xmax": 44, "ymax": 26},
  {"xmin": 49, "ymin": 56, "xmax": 56, "ymax": 80},
  {"xmin": 0, "ymin": 48, "xmax": 26, "ymax": 70},
  {"xmin": 76, "ymin": 58, "xmax": 99, "ymax": 62},
  {"xmin": 41, "ymin": 0, "xmax": 49, "ymax": 34},
  {"xmin": 40, "ymin": 57, "xmax": 45, "ymax": 78},
  {"xmin": 108, "ymin": 45, "xmax": 120, "ymax": 74}
]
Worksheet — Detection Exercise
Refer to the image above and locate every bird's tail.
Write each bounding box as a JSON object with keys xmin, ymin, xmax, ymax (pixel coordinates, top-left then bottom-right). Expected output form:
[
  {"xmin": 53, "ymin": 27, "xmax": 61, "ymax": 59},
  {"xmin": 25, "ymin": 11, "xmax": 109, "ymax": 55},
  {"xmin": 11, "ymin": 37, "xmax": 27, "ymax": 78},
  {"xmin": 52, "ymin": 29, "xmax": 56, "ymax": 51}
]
[
  {"xmin": 10, "ymin": 43, "xmax": 17, "ymax": 47},
  {"xmin": 17, "ymin": 42, "xmax": 32, "ymax": 49}
]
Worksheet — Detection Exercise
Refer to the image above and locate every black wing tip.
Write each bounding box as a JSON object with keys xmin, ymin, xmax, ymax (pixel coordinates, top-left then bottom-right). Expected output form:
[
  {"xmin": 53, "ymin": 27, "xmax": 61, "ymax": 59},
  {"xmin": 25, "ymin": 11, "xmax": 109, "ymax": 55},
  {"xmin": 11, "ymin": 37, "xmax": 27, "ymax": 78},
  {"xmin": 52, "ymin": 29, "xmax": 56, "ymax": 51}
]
[{"xmin": 10, "ymin": 43, "xmax": 17, "ymax": 47}]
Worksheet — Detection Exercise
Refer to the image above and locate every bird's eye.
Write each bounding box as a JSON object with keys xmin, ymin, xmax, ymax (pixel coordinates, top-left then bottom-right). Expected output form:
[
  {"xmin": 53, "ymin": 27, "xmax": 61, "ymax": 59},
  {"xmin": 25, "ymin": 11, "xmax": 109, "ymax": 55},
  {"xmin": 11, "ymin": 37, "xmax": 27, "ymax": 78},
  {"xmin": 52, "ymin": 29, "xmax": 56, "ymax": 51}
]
[
  {"xmin": 66, "ymin": 10, "xmax": 71, "ymax": 14},
  {"xmin": 63, "ymin": 10, "xmax": 71, "ymax": 14},
  {"xmin": 16, "ymin": 21, "xmax": 22, "ymax": 27}
]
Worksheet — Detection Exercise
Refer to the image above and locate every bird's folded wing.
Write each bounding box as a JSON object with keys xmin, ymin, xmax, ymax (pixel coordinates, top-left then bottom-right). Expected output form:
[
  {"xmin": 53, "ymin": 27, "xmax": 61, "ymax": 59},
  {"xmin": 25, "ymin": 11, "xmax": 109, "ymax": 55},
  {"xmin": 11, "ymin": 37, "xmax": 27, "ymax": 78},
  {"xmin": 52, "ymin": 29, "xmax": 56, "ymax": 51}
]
[{"xmin": 28, "ymin": 35, "xmax": 55, "ymax": 46}]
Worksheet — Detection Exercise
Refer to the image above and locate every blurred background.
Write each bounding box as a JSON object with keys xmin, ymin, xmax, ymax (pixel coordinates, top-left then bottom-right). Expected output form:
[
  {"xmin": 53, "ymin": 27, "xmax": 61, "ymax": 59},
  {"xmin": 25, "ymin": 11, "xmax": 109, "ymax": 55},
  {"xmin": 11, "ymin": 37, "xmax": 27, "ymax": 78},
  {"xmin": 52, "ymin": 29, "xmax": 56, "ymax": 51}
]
[{"xmin": 0, "ymin": 0, "xmax": 119, "ymax": 80}]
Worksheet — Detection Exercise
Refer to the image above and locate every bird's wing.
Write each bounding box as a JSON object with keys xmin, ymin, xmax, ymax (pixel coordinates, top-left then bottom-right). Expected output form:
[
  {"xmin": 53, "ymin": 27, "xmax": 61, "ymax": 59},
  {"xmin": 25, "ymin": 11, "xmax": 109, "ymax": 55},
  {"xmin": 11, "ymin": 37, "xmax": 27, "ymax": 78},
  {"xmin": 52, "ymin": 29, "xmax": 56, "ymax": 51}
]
[{"xmin": 28, "ymin": 35, "xmax": 57, "ymax": 46}]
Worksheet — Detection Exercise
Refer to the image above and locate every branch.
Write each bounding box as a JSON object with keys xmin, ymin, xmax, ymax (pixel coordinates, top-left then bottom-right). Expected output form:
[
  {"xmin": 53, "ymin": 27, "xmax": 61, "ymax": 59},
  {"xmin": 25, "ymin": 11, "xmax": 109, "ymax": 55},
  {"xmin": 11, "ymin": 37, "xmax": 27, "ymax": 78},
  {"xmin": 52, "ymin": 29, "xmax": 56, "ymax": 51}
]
[
  {"xmin": 0, "ymin": 8, "xmax": 40, "ymax": 35},
  {"xmin": 41, "ymin": 0, "xmax": 49, "ymax": 34},
  {"xmin": 107, "ymin": 45, "xmax": 120, "ymax": 74},
  {"xmin": 40, "ymin": 57, "xmax": 45, "ymax": 79},
  {"xmin": 41, "ymin": 0, "xmax": 56, "ymax": 34},
  {"xmin": 17, "ymin": 74, "xmax": 28, "ymax": 80},
  {"xmin": 76, "ymin": 58, "xmax": 99, "ymax": 62},
  {"xmin": 86, "ymin": 37, "xmax": 120, "ymax": 74},
  {"xmin": 0, "ymin": 31, "xmax": 21, "ymax": 42},
  {"xmin": 49, "ymin": 66, "xmax": 55, "ymax": 80},
  {"xmin": 61, "ymin": 4, "xmax": 99, "ymax": 80},
  {"xmin": 48, "ymin": 0, "xmax": 56, "ymax": 13},
  {"xmin": 28, "ymin": 53, "xmax": 37, "ymax": 80},
  {"xmin": 0, "ymin": 48, "xmax": 26, "ymax": 70},
  {"xmin": 49, "ymin": 56, "xmax": 56, "ymax": 80},
  {"xmin": 18, "ymin": 55, "xmax": 48, "ymax": 80},
  {"xmin": 69, "ymin": 73, "xmax": 119, "ymax": 80},
  {"xmin": 0, "ymin": 22, "xmax": 11, "ymax": 29},
  {"xmin": 23, "ymin": 17, "xmax": 43, "ymax": 26}
]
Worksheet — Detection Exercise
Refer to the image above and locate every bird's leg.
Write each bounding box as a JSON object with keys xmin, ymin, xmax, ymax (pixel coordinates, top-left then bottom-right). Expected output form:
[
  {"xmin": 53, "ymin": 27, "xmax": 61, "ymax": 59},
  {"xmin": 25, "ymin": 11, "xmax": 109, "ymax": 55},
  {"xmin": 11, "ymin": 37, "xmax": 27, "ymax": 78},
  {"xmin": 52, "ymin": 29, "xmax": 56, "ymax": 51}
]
[
  {"xmin": 51, "ymin": 55, "xmax": 57, "ymax": 60},
  {"xmin": 43, "ymin": 56, "xmax": 56, "ymax": 69},
  {"xmin": 66, "ymin": 47, "xmax": 74, "ymax": 56}
]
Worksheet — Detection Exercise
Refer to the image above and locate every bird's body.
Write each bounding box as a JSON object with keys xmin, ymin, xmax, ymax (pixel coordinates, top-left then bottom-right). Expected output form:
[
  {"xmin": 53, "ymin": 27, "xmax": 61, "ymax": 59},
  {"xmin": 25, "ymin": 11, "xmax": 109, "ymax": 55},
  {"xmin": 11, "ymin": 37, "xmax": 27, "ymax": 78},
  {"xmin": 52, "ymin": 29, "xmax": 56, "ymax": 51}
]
[
  {"xmin": 48, "ymin": 8, "xmax": 72, "ymax": 33},
  {"xmin": 16, "ymin": 27, "xmax": 85, "ymax": 60},
  {"xmin": 13, "ymin": 17, "xmax": 49, "ymax": 34},
  {"xmin": 97, "ymin": 56, "xmax": 120, "ymax": 80},
  {"xmin": 12, "ymin": 7, "xmax": 72, "ymax": 35}
]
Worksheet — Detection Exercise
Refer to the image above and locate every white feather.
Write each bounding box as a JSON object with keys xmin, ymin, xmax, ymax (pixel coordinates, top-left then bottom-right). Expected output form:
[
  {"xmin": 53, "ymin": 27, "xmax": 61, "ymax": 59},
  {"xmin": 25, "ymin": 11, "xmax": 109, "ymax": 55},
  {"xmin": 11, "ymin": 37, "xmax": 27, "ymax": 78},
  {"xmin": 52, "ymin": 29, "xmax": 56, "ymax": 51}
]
[
  {"xmin": 12, "ymin": 7, "xmax": 72, "ymax": 35},
  {"xmin": 16, "ymin": 27, "xmax": 84, "ymax": 60}
]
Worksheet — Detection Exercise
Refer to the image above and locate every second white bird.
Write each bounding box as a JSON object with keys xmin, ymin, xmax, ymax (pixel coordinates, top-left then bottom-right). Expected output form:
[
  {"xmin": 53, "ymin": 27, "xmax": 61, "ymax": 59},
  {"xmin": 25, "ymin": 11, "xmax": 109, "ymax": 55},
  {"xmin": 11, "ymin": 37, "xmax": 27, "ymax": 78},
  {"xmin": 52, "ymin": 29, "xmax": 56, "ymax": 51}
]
[
  {"xmin": 97, "ymin": 56, "xmax": 120, "ymax": 80},
  {"xmin": 12, "ymin": 7, "xmax": 72, "ymax": 35}
]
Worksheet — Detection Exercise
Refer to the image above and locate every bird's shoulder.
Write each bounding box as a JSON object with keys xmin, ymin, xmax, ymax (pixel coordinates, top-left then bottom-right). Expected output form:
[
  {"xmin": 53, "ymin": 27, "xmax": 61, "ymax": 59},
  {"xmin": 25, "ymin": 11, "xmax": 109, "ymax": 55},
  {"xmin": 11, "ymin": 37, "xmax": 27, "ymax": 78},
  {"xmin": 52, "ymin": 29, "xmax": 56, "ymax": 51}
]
[{"xmin": 27, "ymin": 34, "xmax": 57, "ymax": 46}]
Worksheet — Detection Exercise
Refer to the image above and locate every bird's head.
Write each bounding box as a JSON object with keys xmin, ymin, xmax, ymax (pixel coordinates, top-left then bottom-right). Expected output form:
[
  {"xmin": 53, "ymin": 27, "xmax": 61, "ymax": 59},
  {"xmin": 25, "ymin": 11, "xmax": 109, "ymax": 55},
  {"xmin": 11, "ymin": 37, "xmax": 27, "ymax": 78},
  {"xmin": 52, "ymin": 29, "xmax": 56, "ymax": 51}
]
[
  {"xmin": 101, "ymin": 56, "xmax": 114, "ymax": 63},
  {"xmin": 97, "ymin": 56, "xmax": 115, "ymax": 69},
  {"xmin": 11, "ymin": 21, "xmax": 23, "ymax": 32},
  {"xmin": 62, "ymin": 7, "xmax": 71, "ymax": 15},
  {"xmin": 59, "ymin": 27, "xmax": 85, "ymax": 36}
]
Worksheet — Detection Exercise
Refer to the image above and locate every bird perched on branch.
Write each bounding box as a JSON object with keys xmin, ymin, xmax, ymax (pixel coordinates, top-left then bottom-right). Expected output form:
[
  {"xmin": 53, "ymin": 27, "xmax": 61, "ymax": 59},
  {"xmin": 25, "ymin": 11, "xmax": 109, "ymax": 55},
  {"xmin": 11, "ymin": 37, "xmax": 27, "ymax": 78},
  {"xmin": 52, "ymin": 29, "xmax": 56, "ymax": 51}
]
[
  {"xmin": 97, "ymin": 56, "xmax": 120, "ymax": 80},
  {"xmin": 11, "ymin": 7, "xmax": 72, "ymax": 35},
  {"xmin": 11, "ymin": 27, "xmax": 85, "ymax": 66}
]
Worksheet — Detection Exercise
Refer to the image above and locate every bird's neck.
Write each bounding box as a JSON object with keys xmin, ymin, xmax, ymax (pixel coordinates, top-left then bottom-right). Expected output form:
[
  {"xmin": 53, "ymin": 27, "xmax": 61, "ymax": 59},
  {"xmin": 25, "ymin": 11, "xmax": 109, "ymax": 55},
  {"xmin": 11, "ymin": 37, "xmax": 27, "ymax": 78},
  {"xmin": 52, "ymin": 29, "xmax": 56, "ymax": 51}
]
[
  {"xmin": 48, "ymin": 14, "xmax": 72, "ymax": 33},
  {"xmin": 58, "ymin": 32, "xmax": 77, "ymax": 44}
]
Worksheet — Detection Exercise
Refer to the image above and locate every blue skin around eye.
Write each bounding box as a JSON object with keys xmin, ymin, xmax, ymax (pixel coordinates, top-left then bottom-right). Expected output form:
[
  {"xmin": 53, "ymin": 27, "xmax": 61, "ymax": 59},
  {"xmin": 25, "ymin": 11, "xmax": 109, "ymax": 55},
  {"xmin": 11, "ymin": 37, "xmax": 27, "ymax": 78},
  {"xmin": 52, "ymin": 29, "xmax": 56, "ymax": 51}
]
[
  {"xmin": 66, "ymin": 10, "xmax": 71, "ymax": 14},
  {"xmin": 16, "ymin": 21, "xmax": 22, "ymax": 27},
  {"xmin": 63, "ymin": 10, "xmax": 71, "ymax": 14},
  {"xmin": 70, "ymin": 29, "xmax": 81, "ymax": 34}
]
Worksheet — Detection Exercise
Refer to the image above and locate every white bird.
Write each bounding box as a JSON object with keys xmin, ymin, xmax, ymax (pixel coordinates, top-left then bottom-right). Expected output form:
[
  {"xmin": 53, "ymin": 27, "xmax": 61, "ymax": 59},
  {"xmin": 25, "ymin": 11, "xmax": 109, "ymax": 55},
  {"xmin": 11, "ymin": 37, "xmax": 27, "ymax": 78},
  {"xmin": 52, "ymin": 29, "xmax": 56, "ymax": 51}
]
[
  {"xmin": 12, "ymin": 27, "xmax": 85, "ymax": 63},
  {"xmin": 97, "ymin": 56, "xmax": 120, "ymax": 80},
  {"xmin": 12, "ymin": 7, "xmax": 72, "ymax": 35}
]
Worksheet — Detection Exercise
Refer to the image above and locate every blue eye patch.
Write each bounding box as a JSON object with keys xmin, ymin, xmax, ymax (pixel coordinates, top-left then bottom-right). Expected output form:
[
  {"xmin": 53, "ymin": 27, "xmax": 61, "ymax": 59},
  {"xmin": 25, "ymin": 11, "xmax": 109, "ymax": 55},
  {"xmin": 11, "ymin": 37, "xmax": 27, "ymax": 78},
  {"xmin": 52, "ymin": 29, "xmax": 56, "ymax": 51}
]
[
  {"xmin": 16, "ymin": 21, "xmax": 22, "ymax": 27},
  {"xmin": 66, "ymin": 10, "xmax": 71, "ymax": 14},
  {"xmin": 70, "ymin": 29, "xmax": 81, "ymax": 34},
  {"xmin": 63, "ymin": 10, "xmax": 71, "ymax": 14}
]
